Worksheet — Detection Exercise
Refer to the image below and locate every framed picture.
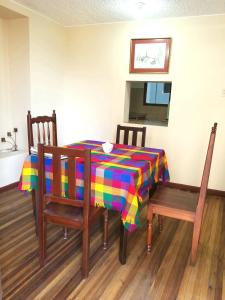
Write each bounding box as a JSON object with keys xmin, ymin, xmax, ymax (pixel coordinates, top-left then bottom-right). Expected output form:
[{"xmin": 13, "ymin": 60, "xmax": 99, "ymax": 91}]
[{"xmin": 130, "ymin": 38, "xmax": 171, "ymax": 73}]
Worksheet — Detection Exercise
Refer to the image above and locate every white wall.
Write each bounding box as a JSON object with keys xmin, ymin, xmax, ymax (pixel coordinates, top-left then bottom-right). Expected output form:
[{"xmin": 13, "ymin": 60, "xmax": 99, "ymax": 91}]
[
  {"xmin": 0, "ymin": 17, "xmax": 30, "ymax": 151},
  {"xmin": 28, "ymin": 14, "xmax": 66, "ymax": 145},
  {"xmin": 0, "ymin": 0, "xmax": 224, "ymax": 191},
  {"xmin": 0, "ymin": 0, "xmax": 66, "ymax": 150},
  {"xmin": 7, "ymin": 18, "xmax": 30, "ymax": 149},
  {"xmin": 65, "ymin": 16, "xmax": 225, "ymax": 191},
  {"xmin": 0, "ymin": 18, "xmax": 11, "ymax": 143},
  {"xmin": 0, "ymin": 0, "xmax": 66, "ymax": 186}
]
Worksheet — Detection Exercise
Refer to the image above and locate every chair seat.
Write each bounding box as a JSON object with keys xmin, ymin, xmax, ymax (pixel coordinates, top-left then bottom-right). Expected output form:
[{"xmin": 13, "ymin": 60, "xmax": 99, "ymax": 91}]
[
  {"xmin": 147, "ymin": 123, "xmax": 217, "ymax": 265},
  {"xmin": 44, "ymin": 202, "xmax": 104, "ymax": 224},
  {"xmin": 151, "ymin": 186, "xmax": 198, "ymax": 213},
  {"xmin": 38, "ymin": 145, "xmax": 108, "ymax": 277}
]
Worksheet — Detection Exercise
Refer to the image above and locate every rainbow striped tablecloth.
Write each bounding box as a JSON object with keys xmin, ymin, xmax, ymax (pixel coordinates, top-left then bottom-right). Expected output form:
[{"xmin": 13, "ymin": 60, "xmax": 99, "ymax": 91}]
[{"xmin": 18, "ymin": 140, "xmax": 169, "ymax": 231}]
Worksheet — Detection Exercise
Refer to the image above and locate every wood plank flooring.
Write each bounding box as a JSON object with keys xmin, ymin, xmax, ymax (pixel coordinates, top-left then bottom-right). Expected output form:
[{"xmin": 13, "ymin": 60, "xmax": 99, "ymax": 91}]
[{"xmin": 0, "ymin": 188, "xmax": 224, "ymax": 299}]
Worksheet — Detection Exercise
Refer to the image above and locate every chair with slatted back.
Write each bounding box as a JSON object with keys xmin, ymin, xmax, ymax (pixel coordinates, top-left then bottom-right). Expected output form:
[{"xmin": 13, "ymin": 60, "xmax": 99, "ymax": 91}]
[
  {"xmin": 38, "ymin": 144, "xmax": 108, "ymax": 277},
  {"xmin": 115, "ymin": 124, "xmax": 147, "ymax": 264},
  {"xmin": 146, "ymin": 122, "xmax": 217, "ymax": 264},
  {"xmin": 116, "ymin": 125, "xmax": 146, "ymax": 147},
  {"xmin": 27, "ymin": 110, "xmax": 58, "ymax": 219},
  {"xmin": 27, "ymin": 110, "xmax": 57, "ymax": 154}
]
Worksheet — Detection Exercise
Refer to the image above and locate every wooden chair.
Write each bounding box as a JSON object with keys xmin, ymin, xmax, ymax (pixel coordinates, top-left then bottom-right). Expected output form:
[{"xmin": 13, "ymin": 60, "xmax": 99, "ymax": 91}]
[
  {"xmin": 27, "ymin": 110, "xmax": 58, "ymax": 220},
  {"xmin": 27, "ymin": 110, "xmax": 57, "ymax": 154},
  {"xmin": 38, "ymin": 144, "xmax": 108, "ymax": 278},
  {"xmin": 147, "ymin": 122, "xmax": 217, "ymax": 264},
  {"xmin": 115, "ymin": 124, "xmax": 146, "ymax": 264},
  {"xmin": 116, "ymin": 125, "xmax": 146, "ymax": 147}
]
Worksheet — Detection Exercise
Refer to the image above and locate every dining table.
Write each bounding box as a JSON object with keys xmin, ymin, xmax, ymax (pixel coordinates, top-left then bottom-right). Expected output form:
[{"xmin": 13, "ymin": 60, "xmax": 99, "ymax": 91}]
[{"xmin": 18, "ymin": 140, "xmax": 169, "ymax": 264}]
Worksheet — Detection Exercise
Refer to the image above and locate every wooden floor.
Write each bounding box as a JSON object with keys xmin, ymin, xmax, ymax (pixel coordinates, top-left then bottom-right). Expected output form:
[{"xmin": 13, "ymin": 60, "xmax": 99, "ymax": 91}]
[{"xmin": 0, "ymin": 187, "xmax": 224, "ymax": 300}]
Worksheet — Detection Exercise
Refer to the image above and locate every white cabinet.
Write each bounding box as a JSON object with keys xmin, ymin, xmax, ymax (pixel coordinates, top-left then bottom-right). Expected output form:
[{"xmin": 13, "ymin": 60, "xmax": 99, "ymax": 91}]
[{"xmin": 0, "ymin": 150, "xmax": 27, "ymax": 187}]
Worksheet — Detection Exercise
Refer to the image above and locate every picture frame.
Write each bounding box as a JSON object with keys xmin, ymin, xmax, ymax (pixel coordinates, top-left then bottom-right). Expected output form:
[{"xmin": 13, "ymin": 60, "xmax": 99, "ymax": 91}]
[{"xmin": 130, "ymin": 38, "xmax": 171, "ymax": 73}]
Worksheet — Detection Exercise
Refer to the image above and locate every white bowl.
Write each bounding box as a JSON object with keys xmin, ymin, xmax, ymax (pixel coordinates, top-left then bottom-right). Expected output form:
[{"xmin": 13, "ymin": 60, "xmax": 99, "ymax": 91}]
[{"xmin": 102, "ymin": 142, "xmax": 113, "ymax": 153}]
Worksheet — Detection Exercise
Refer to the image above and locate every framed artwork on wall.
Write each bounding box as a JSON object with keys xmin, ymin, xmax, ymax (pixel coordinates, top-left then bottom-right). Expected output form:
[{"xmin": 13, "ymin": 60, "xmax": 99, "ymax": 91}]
[{"xmin": 130, "ymin": 38, "xmax": 171, "ymax": 73}]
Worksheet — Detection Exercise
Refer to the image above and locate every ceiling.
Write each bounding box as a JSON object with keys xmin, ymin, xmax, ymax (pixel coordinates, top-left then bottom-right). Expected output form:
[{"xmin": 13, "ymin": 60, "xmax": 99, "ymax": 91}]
[{"xmin": 13, "ymin": 0, "xmax": 225, "ymax": 26}]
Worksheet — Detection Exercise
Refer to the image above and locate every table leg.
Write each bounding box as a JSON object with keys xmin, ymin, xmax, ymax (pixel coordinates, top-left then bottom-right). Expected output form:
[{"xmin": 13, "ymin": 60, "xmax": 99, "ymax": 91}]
[
  {"xmin": 119, "ymin": 183, "xmax": 158, "ymax": 264},
  {"xmin": 119, "ymin": 221, "xmax": 128, "ymax": 264},
  {"xmin": 32, "ymin": 189, "xmax": 39, "ymax": 236},
  {"xmin": 149, "ymin": 181, "xmax": 157, "ymax": 198}
]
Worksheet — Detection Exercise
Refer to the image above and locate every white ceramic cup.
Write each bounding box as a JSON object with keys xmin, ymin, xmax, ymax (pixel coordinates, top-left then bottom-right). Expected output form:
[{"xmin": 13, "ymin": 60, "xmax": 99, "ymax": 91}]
[{"xmin": 102, "ymin": 142, "xmax": 113, "ymax": 153}]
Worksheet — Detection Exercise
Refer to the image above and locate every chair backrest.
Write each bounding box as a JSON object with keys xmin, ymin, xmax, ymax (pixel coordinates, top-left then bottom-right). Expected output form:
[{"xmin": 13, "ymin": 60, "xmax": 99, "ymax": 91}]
[
  {"xmin": 38, "ymin": 144, "xmax": 91, "ymax": 222},
  {"xmin": 116, "ymin": 125, "xmax": 146, "ymax": 147},
  {"xmin": 27, "ymin": 110, "xmax": 58, "ymax": 154},
  {"xmin": 196, "ymin": 122, "xmax": 217, "ymax": 218}
]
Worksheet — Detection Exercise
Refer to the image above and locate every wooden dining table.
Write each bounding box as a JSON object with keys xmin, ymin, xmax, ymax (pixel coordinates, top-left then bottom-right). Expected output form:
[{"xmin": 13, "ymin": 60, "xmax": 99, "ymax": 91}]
[{"xmin": 18, "ymin": 140, "xmax": 169, "ymax": 264}]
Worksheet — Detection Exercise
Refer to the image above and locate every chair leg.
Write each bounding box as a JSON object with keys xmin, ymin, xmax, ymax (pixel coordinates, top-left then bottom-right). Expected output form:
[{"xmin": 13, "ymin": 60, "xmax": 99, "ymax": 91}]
[
  {"xmin": 31, "ymin": 189, "xmax": 36, "ymax": 217},
  {"xmin": 31, "ymin": 189, "xmax": 39, "ymax": 236},
  {"xmin": 103, "ymin": 210, "xmax": 108, "ymax": 250},
  {"xmin": 149, "ymin": 182, "xmax": 157, "ymax": 198},
  {"xmin": 158, "ymin": 215, "xmax": 163, "ymax": 232},
  {"xmin": 39, "ymin": 215, "xmax": 46, "ymax": 267},
  {"xmin": 82, "ymin": 228, "xmax": 90, "ymax": 278},
  {"xmin": 191, "ymin": 222, "xmax": 201, "ymax": 265},
  {"xmin": 147, "ymin": 205, "xmax": 153, "ymax": 252}
]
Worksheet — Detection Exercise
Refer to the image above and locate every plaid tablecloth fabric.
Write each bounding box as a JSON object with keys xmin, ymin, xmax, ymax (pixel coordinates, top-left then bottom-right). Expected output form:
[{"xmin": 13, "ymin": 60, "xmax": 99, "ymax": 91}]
[{"xmin": 18, "ymin": 140, "xmax": 169, "ymax": 231}]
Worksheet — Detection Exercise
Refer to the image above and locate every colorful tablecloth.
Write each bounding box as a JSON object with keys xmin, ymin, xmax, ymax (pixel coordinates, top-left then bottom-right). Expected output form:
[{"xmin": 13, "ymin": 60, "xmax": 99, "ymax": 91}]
[{"xmin": 18, "ymin": 140, "xmax": 169, "ymax": 231}]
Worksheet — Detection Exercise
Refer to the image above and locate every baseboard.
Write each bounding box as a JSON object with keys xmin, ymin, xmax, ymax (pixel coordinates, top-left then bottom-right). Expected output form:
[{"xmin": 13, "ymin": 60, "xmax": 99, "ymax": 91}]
[
  {"xmin": 0, "ymin": 182, "xmax": 19, "ymax": 193},
  {"xmin": 165, "ymin": 182, "xmax": 225, "ymax": 197}
]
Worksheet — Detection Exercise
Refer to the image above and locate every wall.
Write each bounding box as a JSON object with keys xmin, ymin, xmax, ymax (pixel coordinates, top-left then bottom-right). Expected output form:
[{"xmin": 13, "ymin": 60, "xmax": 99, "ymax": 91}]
[
  {"xmin": 0, "ymin": 0, "xmax": 224, "ymax": 191},
  {"xmin": 0, "ymin": 0, "xmax": 66, "ymax": 150},
  {"xmin": 0, "ymin": 5, "xmax": 30, "ymax": 151},
  {"xmin": 6, "ymin": 18, "xmax": 30, "ymax": 149},
  {"xmin": 65, "ymin": 16, "xmax": 225, "ymax": 191},
  {"xmin": 0, "ymin": 18, "xmax": 11, "ymax": 144},
  {"xmin": 0, "ymin": 0, "xmax": 66, "ymax": 186},
  {"xmin": 28, "ymin": 13, "xmax": 66, "ymax": 144}
]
